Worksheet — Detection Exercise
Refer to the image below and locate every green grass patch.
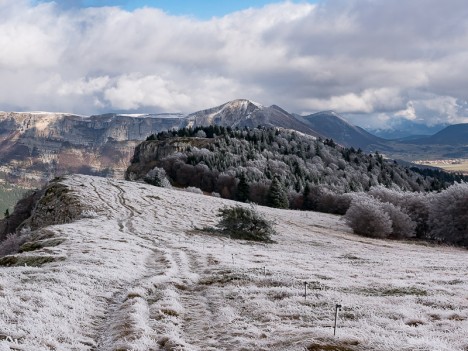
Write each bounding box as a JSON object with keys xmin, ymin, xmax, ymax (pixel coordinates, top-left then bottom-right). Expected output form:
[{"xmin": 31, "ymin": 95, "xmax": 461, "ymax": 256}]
[
  {"xmin": 0, "ymin": 255, "xmax": 65, "ymax": 267},
  {"xmin": 355, "ymin": 285, "xmax": 428, "ymax": 297},
  {"xmin": 19, "ymin": 238, "xmax": 66, "ymax": 253}
]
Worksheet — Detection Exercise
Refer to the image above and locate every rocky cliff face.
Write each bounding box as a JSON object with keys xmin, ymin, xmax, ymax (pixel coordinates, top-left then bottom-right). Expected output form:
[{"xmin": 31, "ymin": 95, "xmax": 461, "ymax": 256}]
[
  {"xmin": 125, "ymin": 137, "xmax": 215, "ymax": 181},
  {"xmin": 0, "ymin": 112, "xmax": 184, "ymax": 187}
]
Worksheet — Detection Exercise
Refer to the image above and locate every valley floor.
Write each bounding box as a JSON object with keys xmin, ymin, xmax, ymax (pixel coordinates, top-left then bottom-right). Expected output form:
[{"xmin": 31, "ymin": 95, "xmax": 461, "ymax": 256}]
[{"xmin": 0, "ymin": 175, "xmax": 466, "ymax": 351}]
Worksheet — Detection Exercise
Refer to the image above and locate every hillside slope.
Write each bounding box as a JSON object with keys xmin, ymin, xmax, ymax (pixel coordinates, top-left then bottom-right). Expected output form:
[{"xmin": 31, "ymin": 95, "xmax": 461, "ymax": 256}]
[
  {"xmin": 299, "ymin": 111, "xmax": 390, "ymax": 150},
  {"xmin": 0, "ymin": 175, "xmax": 466, "ymax": 350},
  {"xmin": 184, "ymin": 99, "xmax": 323, "ymax": 138},
  {"xmin": 407, "ymin": 123, "xmax": 468, "ymax": 145}
]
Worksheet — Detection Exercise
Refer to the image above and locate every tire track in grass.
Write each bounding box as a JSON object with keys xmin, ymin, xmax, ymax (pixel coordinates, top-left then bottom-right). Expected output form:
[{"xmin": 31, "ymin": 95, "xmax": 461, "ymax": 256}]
[
  {"xmin": 176, "ymin": 249, "xmax": 224, "ymax": 351},
  {"xmin": 90, "ymin": 178, "xmax": 116, "ymax": 213},
  {"xmin": 96, "ymin": 247, "xmax": 168, "ymax": 351},
  {"xmin": 93, "ymin": 179, "xmax": 162, "ymax": 350},
  {"xmin": 109, "ymin": 181, "xmax": 137, "ymax": 234}
]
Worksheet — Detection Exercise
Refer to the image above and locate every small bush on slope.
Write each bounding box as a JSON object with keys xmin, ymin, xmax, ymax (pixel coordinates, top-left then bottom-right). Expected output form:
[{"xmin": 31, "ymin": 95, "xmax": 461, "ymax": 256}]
[
  {"xmin": 344, "ymin": 196, "xmax": 392, "ymax": 238},
  {"xmin": 381, "ymin": 202, "xmax": 416, "ymax": 239},
  {"xmin": 144, "ymin": 167, "xmax": 172, "ymax": 188},
  {"xmin": 216, "ymin": 204, "xmax": 276, "ymax": 242},
  {"xmin": 0, "ymin": 233, "xmax": 28, "ymax": 257},
  {"xmin": 345, "ymin": 194, "xmax": 417, "ymax": 240}
]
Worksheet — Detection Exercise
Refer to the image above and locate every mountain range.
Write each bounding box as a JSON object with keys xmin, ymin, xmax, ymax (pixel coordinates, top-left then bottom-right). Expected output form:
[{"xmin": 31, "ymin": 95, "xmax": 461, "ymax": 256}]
[{"xmin": 1, "ymin": 99, "xmax": 468, "ymax": 188}]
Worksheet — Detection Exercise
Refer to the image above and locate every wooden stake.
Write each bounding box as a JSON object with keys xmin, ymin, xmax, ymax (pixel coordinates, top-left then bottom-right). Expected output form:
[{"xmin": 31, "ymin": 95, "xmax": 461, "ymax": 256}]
[{"xmin": 334, "ymin": 304, "xmax": 342, "ymax": 336}]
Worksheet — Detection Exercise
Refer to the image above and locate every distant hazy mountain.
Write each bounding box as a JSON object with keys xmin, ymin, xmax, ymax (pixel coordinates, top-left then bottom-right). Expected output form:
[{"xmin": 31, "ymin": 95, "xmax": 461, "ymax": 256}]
[
  {"xmin": 366, "ymin": 120, "xmax": 448, "ymax": 140},
  {"xmin": 297, "ymin": 111, "xmax": 390, "ymax": 150},
  {"xmin": 406, "ymin": 123, "xmax": 468, "ymax": 145}
]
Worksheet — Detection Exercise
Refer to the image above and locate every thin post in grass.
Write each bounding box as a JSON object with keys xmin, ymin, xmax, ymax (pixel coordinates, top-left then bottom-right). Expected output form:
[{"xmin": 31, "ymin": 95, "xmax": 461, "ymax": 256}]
[
  {"xmin": 232, "ymin": 254, "xmax": 235, "ymax": 265},
  {"xmin": 334, "ymin": 304, "xmax": 342, "ymax": 336},
  {"xmin": 264, "ymin": 266, "xmax": 266, "ymax": 276},
  {"xmin": 304, "ymin": 281, "xmax": 308, "ymax": 300}
]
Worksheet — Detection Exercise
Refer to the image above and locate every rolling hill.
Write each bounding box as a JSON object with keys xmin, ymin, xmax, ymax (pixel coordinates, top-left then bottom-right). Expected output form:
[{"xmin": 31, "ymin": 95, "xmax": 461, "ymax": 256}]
[
  {"xmin": 0, "ymin": 175, "xmax": 466, "ymax": 350},
  {"xmin": 407, "ymin": 123, "xmax": 468, "ymax": 145},
  {"xmin": 298, "ymin": 111, "xmax": 390, "ymax": 150}
]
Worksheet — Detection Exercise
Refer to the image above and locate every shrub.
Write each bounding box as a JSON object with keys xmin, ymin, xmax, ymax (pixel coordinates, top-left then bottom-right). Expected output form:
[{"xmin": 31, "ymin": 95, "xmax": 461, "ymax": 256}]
[
  {"xmin": 344, "ymin": 195, "xmax": 392, "ymax": 238},
  {"xmin": 0, "ymin": 233, "xmax": 28, "ymax": 257},
  {"xmin": 316, "ymin": 190, "xmax": 352, "ymax": 215},
  {"xmin": 381, "ymin": 202, "xmax": 416, "ymax": 239},
  {"xmin": 216, "ymin": 204, "xmax": 276, "ymax": 242},
  {"xmin": 185, "ymin": 186, "xmax": 203, "ymax": 194},
  {"xmin": 144, "ymin": 167, "xmax": 172, "ymax": 188}
]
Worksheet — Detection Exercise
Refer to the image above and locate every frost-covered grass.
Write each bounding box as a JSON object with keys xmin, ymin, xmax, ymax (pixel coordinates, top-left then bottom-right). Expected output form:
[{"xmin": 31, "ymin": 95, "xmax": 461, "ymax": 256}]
[{"xmin": 0, "ymin": 175, "xmax": 466, "ymax": 350}]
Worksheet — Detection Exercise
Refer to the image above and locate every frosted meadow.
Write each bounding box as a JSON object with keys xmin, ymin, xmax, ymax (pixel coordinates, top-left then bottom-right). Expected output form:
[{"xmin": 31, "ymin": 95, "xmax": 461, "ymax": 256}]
[{"xmin": 0, "ymin": 175, "xmax": 466, "ymax": 350}]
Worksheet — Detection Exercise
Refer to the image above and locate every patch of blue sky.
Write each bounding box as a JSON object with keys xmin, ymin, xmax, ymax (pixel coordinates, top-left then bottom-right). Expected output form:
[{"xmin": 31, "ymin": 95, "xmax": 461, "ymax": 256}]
[{"xmin": 36, "ymin": 0, "xmax": 316, "ymax": 19}]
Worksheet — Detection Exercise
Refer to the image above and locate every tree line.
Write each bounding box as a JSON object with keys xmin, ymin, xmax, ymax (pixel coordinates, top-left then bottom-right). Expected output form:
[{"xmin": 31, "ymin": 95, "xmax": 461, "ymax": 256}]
[{"xmin": 141, "ymin": 126, "xmax": 468, "ymax": 246}]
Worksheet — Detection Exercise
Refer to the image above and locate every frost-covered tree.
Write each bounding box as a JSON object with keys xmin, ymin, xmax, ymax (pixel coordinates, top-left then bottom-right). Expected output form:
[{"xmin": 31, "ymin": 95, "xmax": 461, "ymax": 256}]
[
  {"xmin": 428, "ymin": 182, "xmax": 468, "ymax": 246},
  {"xmin": 369, "ymin": 186, "xmax": 430, "ymax": 239},
  {"xmin": 195, "ymin": 130, "xmax": 207, "ymax": 138},
  {"xmin": 144, "ymin": 167, "xmax": 171, "ymax": 188},
  {"xmin": 381, "ymin": 202, "xmax": 416, "ymax": 239},
  {"xmin": 344, "ymin": 195, "xmax": 392, "ymax": 238}
]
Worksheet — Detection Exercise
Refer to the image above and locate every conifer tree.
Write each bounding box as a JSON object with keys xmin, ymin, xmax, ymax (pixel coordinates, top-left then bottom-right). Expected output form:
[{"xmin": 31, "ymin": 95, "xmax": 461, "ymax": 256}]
[
  {"xmin": 236, "ymin": 173, "xmax": 250, "ymax": 202},
  {"xmin": 302, "ymin": 183, "xmax": 313, "ymax": 210},
  {"xmin": 267, "ymin": 177, "xmax": 289, "ymax": 208}
]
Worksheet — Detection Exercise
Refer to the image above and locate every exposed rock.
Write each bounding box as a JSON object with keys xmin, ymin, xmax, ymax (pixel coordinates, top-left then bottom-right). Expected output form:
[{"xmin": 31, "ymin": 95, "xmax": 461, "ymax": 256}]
[
  {"xmin": 125, "ymin": 137, "xmax": 215, "ymax": 181},
  {"xmin": 0, "ymin": 178, "xmax": 84, "ymax": 241},
  {"xmin": 0, "ymin": 112, "xmax": 184, "ymax": 188}
]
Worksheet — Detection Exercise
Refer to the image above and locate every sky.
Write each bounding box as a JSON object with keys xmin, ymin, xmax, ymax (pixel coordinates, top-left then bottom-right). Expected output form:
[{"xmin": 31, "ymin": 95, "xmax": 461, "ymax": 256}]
[
  {"xmin": 1, "ymin": 0, "xmax": 468, "ymax": 128},
  {"xmin": 36, "ymin": 0, "xmax": 289, "ymax": 18}
]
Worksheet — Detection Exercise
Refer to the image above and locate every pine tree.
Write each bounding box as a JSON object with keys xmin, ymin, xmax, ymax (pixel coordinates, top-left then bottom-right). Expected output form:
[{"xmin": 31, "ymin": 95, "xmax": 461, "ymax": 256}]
[
  {"xmin": 217, "ymin": 204, "xmax": 276, "ymax": 242},
  {"xmin": 236, "ymin": 173, "xmax": 250, "ymax": 202},
  {"xmin": 267, "ymin": 177, "xmax": 289, "ymax": 208},
  {"xmin": 302, "ymin": 183, "xmax": 313, "ymax": 210}
]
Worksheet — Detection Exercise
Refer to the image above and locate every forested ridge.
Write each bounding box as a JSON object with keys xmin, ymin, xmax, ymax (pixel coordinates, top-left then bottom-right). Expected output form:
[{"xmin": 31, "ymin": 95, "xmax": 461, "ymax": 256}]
[
  {"xmin": 135, "ymin": 126, "xmax": 468, "ymax": 246},
  {"xmin": 143, "ymin": 126, "xmax": 465, "ymax": 199}
]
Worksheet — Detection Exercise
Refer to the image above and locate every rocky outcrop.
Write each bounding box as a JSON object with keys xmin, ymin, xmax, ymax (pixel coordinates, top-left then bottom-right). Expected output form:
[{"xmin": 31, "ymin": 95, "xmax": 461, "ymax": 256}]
[
  {"xmin": 0, "ymin": 177, "xmax": 83, "ymax": 240},
  {"xmin": 125, "ymin": 137, "xmax": 215, "ymax": 181}
]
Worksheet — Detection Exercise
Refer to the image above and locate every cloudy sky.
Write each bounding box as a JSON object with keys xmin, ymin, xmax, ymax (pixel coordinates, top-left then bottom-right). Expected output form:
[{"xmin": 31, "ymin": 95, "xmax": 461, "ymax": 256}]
[{"xmin": 1, "ymin": 0, "xmax": 468, "ymax": 128}]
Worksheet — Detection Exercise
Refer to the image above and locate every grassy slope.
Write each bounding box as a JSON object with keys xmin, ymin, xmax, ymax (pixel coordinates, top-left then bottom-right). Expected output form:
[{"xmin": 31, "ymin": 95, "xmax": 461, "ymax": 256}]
[
  {"xmin": 0, "ymin": 183, "xmax": 29, "ymax": 219},
  {"xmin": 0, "ymin": 175, "xmax": 466, "ymax": 351}
]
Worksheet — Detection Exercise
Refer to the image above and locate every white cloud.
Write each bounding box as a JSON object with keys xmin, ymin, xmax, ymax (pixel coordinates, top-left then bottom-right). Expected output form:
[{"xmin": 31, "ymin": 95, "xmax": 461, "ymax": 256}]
[
  {"xmin": 0, "ymin": 0, "xmax": 468, "ymax": 126},
  {"xmin": 395, "ymin": 102, "xmax": 417, "ymax": 121},
  {"xmin": 303, "ymin": 88, "xmax": 404, "ymax": 114},
  {"xmin": 57, "ymin": 76, "xmax": 111, "ymax": 96},
  {"xmin": 102, "ymin": 74, "xmax": 191, "ymax": 111}
]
